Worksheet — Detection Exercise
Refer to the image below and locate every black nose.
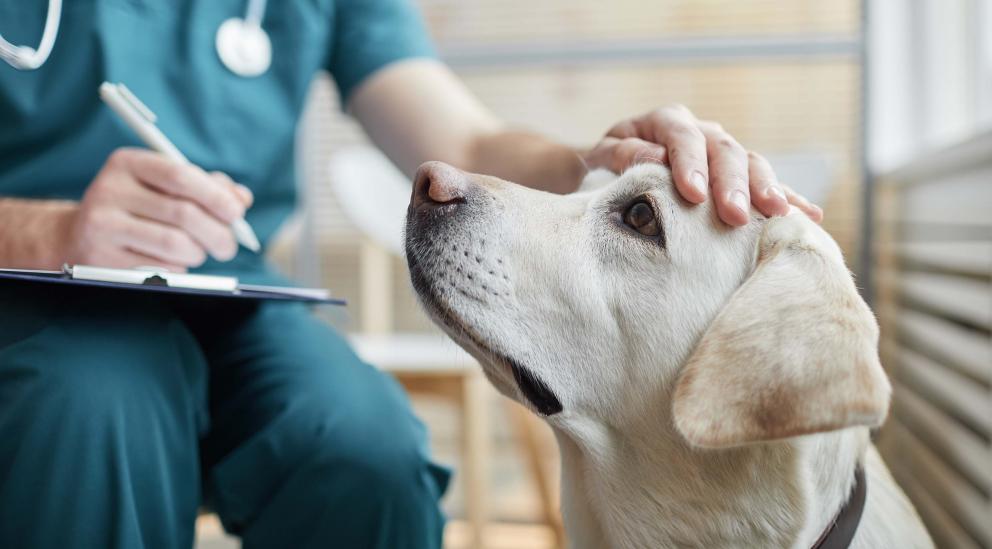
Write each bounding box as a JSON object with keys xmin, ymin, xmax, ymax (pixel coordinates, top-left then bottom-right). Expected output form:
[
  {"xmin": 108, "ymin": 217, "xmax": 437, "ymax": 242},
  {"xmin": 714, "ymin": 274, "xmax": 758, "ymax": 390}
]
[{"xmin": 412, "ymin": 161, "xmax": 468, "ymax": 210}]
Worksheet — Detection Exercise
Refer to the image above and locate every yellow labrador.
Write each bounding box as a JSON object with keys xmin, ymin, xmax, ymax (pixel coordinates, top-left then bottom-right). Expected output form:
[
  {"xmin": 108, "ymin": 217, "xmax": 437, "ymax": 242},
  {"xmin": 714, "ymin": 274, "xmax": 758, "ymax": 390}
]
[{"xmin": 405, "ymin": 162, "xmax": 932, "ymax": 548}]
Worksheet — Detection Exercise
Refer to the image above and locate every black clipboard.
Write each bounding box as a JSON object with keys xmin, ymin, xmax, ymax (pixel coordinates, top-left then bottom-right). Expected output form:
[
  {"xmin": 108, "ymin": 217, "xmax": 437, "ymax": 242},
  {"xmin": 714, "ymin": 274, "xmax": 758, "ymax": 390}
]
[{"xmin": 0, "ymin": 266, "xmax": 345, "ymax": 305}]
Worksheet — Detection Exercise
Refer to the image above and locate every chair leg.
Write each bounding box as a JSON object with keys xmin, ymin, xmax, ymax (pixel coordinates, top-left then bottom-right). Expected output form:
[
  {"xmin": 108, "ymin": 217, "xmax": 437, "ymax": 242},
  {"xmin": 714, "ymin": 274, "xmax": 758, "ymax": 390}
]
[
  {"xmin": 461, "ymin": 371, "xmax": 490, "ymax": 548},
  {"xmin": 506, "ymin": 399, "xmax": 566, "ymax": 548}
]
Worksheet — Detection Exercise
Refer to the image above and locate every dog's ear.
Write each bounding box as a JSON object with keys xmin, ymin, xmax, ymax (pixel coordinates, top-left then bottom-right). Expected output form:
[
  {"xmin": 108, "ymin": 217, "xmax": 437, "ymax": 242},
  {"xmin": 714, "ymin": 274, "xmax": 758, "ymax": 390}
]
[{"xmin": 672, "ymin": 213, "xmax": 891, "ymax": 448}]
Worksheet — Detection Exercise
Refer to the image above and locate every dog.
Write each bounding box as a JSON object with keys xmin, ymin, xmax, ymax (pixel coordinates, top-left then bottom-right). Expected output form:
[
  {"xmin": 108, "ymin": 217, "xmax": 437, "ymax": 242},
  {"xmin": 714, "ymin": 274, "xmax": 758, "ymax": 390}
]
[{"xmin": 405, "ymin": 161, "xmax": 933, "ymax": 548}]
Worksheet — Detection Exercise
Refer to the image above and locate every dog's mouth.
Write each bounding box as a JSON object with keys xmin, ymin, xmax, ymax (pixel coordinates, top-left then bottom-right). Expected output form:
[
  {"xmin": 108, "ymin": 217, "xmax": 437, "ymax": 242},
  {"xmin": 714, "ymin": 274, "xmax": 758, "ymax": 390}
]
[{"xmin": 408, "ymin": 252, "xmax": 563, "ymax": 416}]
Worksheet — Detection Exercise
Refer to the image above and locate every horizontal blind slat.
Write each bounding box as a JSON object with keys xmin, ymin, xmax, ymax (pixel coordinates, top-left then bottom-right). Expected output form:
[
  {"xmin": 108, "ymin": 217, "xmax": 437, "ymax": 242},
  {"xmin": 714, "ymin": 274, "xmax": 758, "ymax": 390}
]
[
  {"xmin": 897, "ymin": 272, "xmax": 992, "ymax": 331},
  {"xmin": 895, "ymin": 310, "xmax": 992, "ymax": 386},
  {"xmin": 890, "ymin": 382, "xmax": 992, "ymax": 495},
  {"xmin": 889, "ymin": 344, "xmax": 992, "ymax": 437},
  {"xmin": 885, "ymin": 462, "xmax": 982, "ymax": 549},
  {"xmin": 883, "ymin": 420, "xmax": 991, "ymax": 547},
  {"xmin": 893, "ymin": 241, "xmax": 992, "ymax": 280},
  {"xmin": 896, "ymin": 166, "xmax": 992, "ymax": 227}
]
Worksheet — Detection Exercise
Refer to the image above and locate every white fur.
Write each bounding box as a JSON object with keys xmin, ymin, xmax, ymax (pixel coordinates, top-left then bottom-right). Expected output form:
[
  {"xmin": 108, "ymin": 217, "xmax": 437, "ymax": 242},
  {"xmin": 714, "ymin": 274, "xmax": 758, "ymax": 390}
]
[{"xmin": 405, "ymin": 163, "xmax": 933, "ymax": 548}]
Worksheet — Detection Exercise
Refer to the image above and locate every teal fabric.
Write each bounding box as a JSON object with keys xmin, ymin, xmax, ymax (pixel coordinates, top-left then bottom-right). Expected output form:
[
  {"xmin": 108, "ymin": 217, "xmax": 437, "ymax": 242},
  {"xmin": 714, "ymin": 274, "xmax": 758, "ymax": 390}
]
[
  {"xmin": 0, "ymin": 1, "xmax": 447, "ymax": 547},
  {"xmin": 0, "ymin": 0, "xmax": 435, "ymax": 252},
  {"xmin": 0, "ymin": 284, "xmax": 450, "ymax": 548}
]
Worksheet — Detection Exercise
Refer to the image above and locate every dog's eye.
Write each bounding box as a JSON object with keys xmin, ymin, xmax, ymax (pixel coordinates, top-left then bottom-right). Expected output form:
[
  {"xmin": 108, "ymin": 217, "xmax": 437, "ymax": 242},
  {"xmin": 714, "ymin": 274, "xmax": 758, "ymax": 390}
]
[{"xmin": 622, "ymin": 200, "xmax": 660, "ymax": 237}]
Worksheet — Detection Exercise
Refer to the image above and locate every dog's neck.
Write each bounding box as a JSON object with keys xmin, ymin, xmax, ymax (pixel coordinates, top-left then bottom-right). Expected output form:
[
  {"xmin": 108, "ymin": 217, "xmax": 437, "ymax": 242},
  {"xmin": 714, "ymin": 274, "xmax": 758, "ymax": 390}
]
[{"xmin": 552, "ymin": 413, "xmax": 868, "ymax": 549}]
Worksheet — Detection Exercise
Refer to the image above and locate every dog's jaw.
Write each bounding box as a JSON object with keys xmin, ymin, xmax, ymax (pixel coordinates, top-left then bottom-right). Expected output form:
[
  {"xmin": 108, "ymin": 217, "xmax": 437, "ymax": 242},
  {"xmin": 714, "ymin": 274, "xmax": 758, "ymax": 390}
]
[{"xmin": 406, "ymin": 211, "xmax": 564, "ymax": 416}]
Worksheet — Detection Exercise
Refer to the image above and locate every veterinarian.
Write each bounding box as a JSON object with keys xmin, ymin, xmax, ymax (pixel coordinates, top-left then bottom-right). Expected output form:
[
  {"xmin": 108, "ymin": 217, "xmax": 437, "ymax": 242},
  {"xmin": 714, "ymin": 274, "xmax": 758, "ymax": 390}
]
[{"xmin": 0, "ymin": 0, "xmax": 821, "ymax": 548}]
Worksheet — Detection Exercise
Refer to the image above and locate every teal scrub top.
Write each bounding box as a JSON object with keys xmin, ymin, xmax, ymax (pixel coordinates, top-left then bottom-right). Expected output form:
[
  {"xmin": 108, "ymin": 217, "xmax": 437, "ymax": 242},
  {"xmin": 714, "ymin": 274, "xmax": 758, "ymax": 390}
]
[{"xmin": 0, "ymin": 0, "xmax": 434, "ymax": 275}]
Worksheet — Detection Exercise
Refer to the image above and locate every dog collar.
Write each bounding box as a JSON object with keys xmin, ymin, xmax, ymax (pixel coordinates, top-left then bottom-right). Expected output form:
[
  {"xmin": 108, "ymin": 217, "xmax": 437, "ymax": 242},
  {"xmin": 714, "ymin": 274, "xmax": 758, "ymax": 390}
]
[{"xmin": 811, "ymin": 466, "xmax": 866, "ymax": 549}]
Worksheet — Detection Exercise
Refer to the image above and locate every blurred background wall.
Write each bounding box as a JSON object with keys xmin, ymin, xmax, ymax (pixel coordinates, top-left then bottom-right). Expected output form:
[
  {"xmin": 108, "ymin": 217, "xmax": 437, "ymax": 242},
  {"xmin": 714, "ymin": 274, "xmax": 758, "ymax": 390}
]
[{"xmin": 868, "ymin": 3, "xmax": 991, "ymax": 549}]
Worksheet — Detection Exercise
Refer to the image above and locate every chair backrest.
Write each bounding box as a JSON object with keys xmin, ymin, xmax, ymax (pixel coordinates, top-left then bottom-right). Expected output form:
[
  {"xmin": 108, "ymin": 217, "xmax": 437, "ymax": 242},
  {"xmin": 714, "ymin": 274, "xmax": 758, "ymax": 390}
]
[{"xmin": 328, "ymin": 146, "xmax": 412, "ymax": 256}]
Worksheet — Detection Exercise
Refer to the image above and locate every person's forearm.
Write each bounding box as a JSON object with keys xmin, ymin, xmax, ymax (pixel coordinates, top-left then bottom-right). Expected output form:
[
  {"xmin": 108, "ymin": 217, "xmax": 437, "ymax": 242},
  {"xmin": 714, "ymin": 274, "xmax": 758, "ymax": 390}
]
[
  {"xmin": 0, "ymin": 198, "xmax": 75, "ymax": 269},
  {"xmin": 463, "ymin": 130, "xmax": 587, "ymax": 194},
  {"xmin": 349, "ymin": 60, "xmax": 589, "ymax": 194}
]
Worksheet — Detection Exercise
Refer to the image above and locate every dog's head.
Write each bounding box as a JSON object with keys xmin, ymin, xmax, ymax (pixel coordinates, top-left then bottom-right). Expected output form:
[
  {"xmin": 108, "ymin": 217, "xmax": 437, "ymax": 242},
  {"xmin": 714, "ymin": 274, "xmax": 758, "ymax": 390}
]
[{"xmin": 405, "ymin": 161, "xmax": 890, "ymax": 448}]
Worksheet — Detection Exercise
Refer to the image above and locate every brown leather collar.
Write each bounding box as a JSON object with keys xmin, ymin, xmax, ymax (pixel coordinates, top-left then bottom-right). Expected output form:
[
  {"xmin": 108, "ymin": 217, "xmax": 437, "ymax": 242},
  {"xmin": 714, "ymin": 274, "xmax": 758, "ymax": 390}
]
[{"xmin": 811, "ymin": 467, "xmax": 866, "ymax": 549}]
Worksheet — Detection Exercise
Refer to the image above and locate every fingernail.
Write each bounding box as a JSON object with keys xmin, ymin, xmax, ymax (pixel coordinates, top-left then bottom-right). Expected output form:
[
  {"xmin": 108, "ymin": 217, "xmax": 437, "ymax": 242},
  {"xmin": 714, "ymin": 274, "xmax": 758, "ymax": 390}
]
[
  {"xmin": 766, "ymin": 185, "xmax": 786, "ymax": 202},
  {"xmin": 691, "ymin": 171, "xmax": 708, "ymax": 197},
  {"xmin": 730, "ymin": 190, "xmax": 749, "ymax": 214}
]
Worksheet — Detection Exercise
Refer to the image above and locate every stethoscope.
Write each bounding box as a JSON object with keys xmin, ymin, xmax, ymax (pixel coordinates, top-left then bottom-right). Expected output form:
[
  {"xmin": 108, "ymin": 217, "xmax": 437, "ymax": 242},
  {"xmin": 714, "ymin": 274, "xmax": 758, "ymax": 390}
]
[{"xmin": 0, "ymin": 0, "xmax": 272, "ymax": 77}]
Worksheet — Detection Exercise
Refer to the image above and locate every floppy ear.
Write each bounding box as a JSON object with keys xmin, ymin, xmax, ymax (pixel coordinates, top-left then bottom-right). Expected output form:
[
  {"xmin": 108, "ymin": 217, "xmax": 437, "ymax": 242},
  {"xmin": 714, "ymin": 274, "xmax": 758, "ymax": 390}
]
[{"xmin": 672, "ymin": 213, "xmax": 891, "ymax": 448}]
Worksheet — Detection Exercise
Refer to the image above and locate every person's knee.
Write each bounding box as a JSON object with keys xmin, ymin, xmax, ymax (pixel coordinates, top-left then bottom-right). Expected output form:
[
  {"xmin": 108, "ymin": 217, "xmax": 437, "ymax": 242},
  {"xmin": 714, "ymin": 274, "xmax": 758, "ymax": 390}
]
[{"xmin": 293, "ymin": 369, "xmax": 443, "ymax": 503}]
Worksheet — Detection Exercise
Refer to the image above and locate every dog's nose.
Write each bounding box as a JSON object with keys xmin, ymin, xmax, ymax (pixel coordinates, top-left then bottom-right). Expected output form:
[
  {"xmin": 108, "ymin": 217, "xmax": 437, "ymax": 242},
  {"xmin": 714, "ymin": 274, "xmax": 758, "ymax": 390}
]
[{"xmin": 412, "ymin": 161, "xmax": 468, "ymax": 210}]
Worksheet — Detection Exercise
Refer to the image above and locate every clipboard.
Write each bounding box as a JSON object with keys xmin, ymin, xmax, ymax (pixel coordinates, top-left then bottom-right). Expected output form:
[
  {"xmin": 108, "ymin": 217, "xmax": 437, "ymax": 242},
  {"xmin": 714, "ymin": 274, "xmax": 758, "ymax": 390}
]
[{"xmin": 0, "ymin": 265, "xmax": 345, "ymax": 305}]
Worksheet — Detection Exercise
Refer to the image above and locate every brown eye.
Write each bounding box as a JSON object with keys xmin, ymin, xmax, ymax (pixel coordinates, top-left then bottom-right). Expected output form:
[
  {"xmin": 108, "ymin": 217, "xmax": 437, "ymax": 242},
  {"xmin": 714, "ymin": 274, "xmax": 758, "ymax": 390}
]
[{"xmin": 622, "ymin": 200, "xmax": 660, "ymax": 237}]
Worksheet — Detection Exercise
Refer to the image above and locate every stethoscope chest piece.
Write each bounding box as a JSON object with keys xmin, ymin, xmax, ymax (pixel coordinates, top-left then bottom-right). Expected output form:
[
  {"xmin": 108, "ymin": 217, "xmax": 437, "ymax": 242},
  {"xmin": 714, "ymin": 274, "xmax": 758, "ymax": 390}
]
[{"xmin": 216, "ymin": 17, "xmax": 271, "ymax": 77}]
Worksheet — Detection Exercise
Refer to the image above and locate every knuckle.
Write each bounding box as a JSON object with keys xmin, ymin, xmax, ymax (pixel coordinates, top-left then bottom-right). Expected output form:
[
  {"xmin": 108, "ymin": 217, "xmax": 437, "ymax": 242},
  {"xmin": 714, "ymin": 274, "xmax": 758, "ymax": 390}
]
[
  {"xmin": 163, "ymin": 201, "xmax": 184, "ymax": 224},
  {"xmin": 208, "ymin": 194, "xmax": 236, "ymax": 219},
  {"xmin": 714, "ymin": 135, "xmax": 745, "ymax": 155},
  {"xmin": 227, "ymin": 194, "xmax": 245, "ymax": 217},
  {"xmin": 701, "ymin": 120, "xmax": 724, "ymax": 134},
  {"xmin": 213, "ymin": 172, "xmax": 235, "ymax": 188},
  {"xmin": 87, "ymin": 182, "xmax": 111, "ymax": 202},
  {"xmin": 107, "ymin": 148, "xmax": 131, "ymax": 168},
  {"xmin": 619, "ymin": 137, "xmax": 645, "ymax": 150},
  {"xmin": 159, "ymin": 230, "xmax": 185, "ymax": 253},
  {"xmin": 669, "ymin": 123, "xmax": 705, "ymax": 143},
  {"xmin": 747, "ymin": 150, "xmax": 769, "ymax": 166},
  {"xmin": 668, "ymin": 146, "xmax": 702, "ymax": 166},
  {"xmin": 607, "ymin": 121, "xmax": 635, "ymax": 137},
  {"xmin": 617, "ymin": 139, "xmax": 646, "ymax": 162},
  {"xmin": 160, "ymin": 201, "xmax": 180, "ymax": 224},
  {"xmin": 164, "ymin": 164, "xmax": 187, "ymax": 186},
  {"xmin": 175, "ymin": 202, "xmax": 198, "ymax": 226}
]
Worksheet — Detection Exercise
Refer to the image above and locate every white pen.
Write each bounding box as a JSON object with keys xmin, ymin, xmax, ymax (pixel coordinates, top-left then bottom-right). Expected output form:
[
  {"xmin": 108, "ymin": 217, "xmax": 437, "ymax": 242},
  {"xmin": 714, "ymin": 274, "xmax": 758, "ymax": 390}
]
[{"xmin": 98, "ymin": 81, "xmax": 261, "ymax": 253}]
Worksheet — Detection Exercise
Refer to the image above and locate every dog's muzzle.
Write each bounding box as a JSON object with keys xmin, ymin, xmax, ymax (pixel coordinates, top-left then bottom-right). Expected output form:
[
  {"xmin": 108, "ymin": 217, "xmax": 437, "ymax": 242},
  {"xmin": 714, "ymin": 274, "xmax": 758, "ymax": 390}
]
[{"xmin": 405, "ymin": 162, "xmax": 564, "ymax": 416}]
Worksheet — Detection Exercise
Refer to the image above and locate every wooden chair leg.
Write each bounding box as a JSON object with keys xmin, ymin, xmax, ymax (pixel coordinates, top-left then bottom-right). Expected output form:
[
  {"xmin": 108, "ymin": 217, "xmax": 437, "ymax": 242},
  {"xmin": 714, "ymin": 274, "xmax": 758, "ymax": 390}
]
[
  {"xmin": 462, "ymin": 371, "xmax": 490, "ymax": 548},
  {"xmin": 506, "ymin": 399, "xmax": 566, "ymax": 548}
]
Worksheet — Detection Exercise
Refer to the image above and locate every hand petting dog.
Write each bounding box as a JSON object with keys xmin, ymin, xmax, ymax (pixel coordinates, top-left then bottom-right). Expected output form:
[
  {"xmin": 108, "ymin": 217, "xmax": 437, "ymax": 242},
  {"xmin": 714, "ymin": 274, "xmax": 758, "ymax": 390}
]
[{"xmin": 584, "ymin": 104, "xmax": 824, "ymax": 225}]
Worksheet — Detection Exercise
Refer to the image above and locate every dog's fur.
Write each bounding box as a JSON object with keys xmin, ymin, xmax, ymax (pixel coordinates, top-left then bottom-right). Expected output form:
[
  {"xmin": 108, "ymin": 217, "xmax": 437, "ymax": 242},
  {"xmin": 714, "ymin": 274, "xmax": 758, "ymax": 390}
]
[{"xmin": 405, "ymin": 162, "xmax": 933, "ymax": 548}]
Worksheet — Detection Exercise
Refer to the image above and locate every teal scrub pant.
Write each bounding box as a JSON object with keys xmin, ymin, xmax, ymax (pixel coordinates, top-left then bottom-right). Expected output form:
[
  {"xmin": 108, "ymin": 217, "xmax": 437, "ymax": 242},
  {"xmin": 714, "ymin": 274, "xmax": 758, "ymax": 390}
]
[{"xmin": 0, "ymin": 284, "xmax": 449, "ymax": 549}]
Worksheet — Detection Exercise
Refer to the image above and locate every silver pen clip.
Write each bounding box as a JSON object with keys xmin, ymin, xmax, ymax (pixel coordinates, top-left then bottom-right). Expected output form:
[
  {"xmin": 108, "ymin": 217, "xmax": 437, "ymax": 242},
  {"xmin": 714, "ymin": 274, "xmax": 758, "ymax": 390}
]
[{"xmin": 114, "ymin": 83, "xmax": 157, "ymax": 123}]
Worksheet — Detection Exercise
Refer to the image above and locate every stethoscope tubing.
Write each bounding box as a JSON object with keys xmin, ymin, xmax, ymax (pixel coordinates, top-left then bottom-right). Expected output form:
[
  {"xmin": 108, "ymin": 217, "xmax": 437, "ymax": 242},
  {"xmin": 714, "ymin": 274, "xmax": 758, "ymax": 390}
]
[
  {"xmin": 0, "ymin": 0, "xmax": 269, "ymax": 76},
  {"xmin": 0, "ymin": 0, "xmax": 63, "ymax": 70}
]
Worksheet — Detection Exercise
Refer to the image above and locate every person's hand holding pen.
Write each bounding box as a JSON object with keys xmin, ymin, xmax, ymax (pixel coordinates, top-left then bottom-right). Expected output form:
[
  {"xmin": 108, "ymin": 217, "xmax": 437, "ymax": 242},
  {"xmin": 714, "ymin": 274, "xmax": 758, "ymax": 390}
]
[{"xmin": 61, "ymin": 148, "xmax": 253, "ymax": 272}]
